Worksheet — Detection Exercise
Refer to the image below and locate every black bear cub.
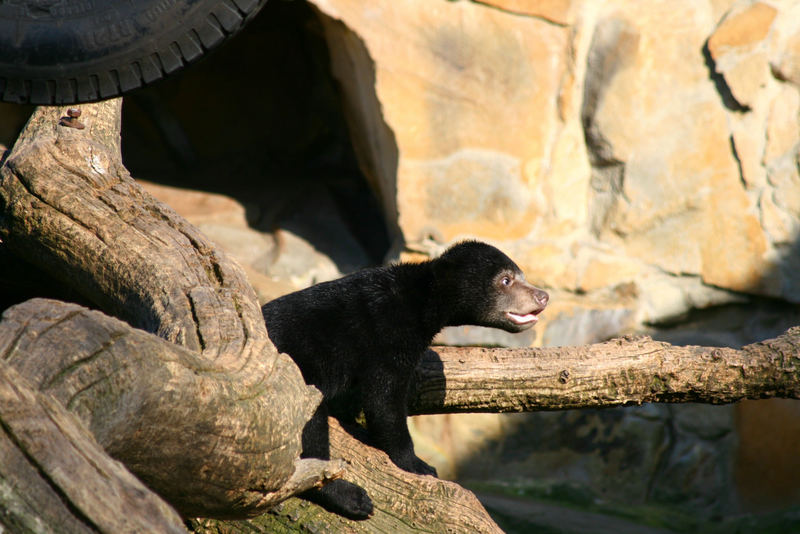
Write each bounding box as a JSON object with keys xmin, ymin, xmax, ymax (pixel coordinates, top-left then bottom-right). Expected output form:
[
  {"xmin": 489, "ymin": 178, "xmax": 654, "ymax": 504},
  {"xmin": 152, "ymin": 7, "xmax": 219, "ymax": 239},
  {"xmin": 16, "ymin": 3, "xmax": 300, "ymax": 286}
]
[{"xmin": 262, "ymin": 241, "xmax": 548, "ymax": 519}]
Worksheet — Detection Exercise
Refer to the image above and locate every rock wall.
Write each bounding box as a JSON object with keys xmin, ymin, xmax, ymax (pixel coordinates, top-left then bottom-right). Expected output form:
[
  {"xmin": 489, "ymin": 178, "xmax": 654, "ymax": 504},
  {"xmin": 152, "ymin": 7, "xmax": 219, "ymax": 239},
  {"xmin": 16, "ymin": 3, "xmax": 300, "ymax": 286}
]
[{"xmin": 311, "ymin": 0, "xmax": 800, "ymax": 344}]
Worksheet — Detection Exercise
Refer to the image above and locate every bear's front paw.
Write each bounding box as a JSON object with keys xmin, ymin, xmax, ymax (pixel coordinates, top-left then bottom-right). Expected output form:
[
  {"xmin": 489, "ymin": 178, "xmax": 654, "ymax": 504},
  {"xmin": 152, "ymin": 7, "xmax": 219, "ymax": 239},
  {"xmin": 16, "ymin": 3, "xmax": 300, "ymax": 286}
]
[
  {"xmin": 302, "ymin": 479, "xmax": 374, "ymax": 520},
  {"xmin": 411, "ymin": 456, "xmax": 438, "ymax": 477}
]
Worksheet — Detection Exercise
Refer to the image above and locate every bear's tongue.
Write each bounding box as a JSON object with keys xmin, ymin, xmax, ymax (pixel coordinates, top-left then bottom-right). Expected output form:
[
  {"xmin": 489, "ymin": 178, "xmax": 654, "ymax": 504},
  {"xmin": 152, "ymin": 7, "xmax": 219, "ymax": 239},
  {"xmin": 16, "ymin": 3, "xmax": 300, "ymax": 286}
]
[{"xmin": 506, "ymin": 311, "xmax": 538, "ymax": 324}]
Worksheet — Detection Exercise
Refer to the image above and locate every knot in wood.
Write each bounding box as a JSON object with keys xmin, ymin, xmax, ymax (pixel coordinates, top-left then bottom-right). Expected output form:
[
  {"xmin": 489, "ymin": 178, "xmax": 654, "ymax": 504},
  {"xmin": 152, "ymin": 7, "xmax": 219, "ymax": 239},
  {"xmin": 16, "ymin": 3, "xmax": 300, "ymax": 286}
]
[{"xmin": 559, "ymin": 369, "xmax": 570, "ymax": 384}]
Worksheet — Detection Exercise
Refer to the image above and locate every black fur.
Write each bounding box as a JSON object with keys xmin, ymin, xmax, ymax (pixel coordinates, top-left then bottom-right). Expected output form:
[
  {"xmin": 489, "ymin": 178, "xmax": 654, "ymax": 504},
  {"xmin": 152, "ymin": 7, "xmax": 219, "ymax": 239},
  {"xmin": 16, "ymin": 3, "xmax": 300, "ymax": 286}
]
[{"xmin": 262, "ymin": 241, "xmax": 548, "ymax": 519}]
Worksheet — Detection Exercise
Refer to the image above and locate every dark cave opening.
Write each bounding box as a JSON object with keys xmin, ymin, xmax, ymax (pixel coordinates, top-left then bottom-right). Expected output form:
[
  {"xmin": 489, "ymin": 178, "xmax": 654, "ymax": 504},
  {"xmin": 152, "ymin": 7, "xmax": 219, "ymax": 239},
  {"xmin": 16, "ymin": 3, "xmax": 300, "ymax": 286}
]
[{"xmin": 120, "ymin": 0, "xmax": 391, "ymax": 271}]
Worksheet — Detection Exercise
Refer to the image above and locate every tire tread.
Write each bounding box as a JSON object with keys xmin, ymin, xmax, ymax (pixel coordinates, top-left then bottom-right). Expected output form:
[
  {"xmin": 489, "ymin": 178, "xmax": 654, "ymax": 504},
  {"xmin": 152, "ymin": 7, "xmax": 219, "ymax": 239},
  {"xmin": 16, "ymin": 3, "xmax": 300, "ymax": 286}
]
[{"xmin": 0, "ymin": 0, "xmax": 268, "ymax": 104}]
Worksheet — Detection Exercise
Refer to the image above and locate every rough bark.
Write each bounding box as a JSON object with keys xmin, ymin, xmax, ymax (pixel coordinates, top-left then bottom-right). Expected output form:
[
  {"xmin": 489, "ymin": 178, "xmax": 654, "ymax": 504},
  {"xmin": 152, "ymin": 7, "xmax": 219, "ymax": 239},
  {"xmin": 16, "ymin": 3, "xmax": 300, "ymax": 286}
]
[
  {"xmin": 0, "ymin": 102, "xmax": 322, "ymax": 519},
  {"xmin": 1, "ymin": 101, "xmax": 271, "ymax": 361},
  {"xmin": 0, "ymin": 298, "xmax": 340, "ymax": 519},
  {"xmin": 192, "ymin": 419, "xmax": 503, "ymax": 534},
  {"xmin": 409, "ymin": 329, "xmax": 800, "ymax": 414},
  {"xmin": 0, "ymin": 359, "xmax": 187, "ymax": 534}
]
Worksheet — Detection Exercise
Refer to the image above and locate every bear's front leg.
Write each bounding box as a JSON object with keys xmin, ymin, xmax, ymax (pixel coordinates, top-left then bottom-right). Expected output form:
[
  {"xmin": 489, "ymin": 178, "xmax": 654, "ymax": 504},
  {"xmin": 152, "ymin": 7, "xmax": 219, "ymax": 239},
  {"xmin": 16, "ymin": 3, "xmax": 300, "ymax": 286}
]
[
  {"xmin": 361, "ymin": 368, "xmax": 438, "ymax": 477},
  {"xmin": 300, "ymin": 402, "xmax": 374, "ymax": 519}
]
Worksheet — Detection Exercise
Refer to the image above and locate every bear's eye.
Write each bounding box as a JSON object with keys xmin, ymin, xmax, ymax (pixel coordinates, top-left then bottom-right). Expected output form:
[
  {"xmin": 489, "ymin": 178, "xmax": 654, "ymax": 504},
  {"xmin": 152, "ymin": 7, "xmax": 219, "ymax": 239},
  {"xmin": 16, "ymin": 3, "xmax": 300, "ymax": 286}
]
[{"xmin": 501, "ymin": 276, "xmax": 512, "ymax": 286}]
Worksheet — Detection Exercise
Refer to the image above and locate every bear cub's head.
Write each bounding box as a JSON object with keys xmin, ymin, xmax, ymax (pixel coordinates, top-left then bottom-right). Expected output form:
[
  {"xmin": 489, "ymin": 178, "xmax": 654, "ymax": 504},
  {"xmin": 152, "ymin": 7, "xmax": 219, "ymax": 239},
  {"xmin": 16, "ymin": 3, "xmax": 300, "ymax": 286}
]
[{"xmin": 434, "ymin": 241, "xmax": 549, "ymax": 333}]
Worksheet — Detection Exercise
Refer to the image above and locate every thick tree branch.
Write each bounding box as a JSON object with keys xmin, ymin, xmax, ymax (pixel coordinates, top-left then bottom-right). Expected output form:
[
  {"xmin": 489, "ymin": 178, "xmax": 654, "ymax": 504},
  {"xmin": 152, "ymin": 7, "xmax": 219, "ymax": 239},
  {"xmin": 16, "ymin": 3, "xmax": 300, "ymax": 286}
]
[
  {"xmin": 193, "ymin": 419, "xmax": 503, "ymax": 533},
  {"xmin": 0, "ymin": 360, "xmax": 187, "ymax": 533},
  {"xmin": 409, "ymin": 328, "xmax": 800, "ymax": 414},
  {"xmin": 1, "ymin": 101, "xmax": 282, "ymax": 372},
  {"xmin": 0, "ymin": 102, "xmax": 321, "ymax": 518},
  {"xmin": 0, "ymin": 299, "xmax": 325, "ymax": 518}
]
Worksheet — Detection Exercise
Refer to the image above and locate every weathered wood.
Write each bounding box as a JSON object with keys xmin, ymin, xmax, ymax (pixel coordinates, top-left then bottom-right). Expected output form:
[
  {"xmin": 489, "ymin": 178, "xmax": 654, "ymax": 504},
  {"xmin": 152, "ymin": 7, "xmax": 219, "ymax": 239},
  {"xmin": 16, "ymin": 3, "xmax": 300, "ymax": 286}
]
[
  {"xmin": 0, "ymin": 102, "xmax": 323, "ymax": 519},
  {"xmin": 409, "ymin": 329, "xmax": 800, "ymax": 414},
  {"xmin": 0, "ymin": 298, "xmax": 324, "ymax": 518},
  {"xmin": 0, "ymin": 361, "xmax": 187, "ymax": 533},
  {"xmin": 192, "ymin": 419, "xmax": 503, "ymax": 533},
  {"xmin": 0, "ymin": 101, "xmax": 267, "ymax": 362}
]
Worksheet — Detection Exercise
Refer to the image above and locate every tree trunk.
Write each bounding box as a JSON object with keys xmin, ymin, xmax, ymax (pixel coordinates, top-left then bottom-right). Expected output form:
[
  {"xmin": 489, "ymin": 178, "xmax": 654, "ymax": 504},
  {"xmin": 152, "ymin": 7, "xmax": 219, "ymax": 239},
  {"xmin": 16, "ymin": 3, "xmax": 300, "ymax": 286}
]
[
  {"xmin": 0, "ymin": 298, "xmax": 343, "ymax": 520},
  {"xmin": 0, "ymin": 358, "xmax": 187, "ymax": 533},
  {"xmin": 0, "ymin": 102, "xmax": 324, "ymax": 520},
  {"xmin": 1, "ymin": 101, "xmax": 799, "ymax": 533}
]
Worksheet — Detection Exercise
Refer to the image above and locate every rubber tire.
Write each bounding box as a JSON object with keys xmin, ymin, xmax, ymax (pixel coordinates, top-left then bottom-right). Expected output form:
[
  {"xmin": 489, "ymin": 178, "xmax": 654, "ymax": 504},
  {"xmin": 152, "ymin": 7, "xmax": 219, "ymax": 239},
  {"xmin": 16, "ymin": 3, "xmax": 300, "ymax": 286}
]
[{"xmin": 0, "ymin": 0, "xmax": 267, "ymax": 104}]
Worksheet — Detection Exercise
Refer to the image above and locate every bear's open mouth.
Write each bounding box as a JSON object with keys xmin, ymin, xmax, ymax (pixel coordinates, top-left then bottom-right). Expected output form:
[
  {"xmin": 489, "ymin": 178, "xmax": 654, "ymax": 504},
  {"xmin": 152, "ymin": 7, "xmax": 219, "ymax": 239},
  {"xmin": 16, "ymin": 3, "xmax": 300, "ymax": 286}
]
[{"xmin": 506, "ymin": 310, "xmax": 542, "ymax": 325}]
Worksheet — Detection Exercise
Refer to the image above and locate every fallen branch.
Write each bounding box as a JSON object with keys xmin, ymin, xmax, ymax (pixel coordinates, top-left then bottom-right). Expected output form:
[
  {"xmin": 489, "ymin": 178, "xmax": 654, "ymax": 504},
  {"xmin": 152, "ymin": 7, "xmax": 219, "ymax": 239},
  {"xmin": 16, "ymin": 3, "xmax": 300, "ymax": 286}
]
[
  {"xmin": 0, "ymin": 298, "xmax": 323, "ymax": 518},
  {"xmin": 410, "ymin": 329, "xmax": 800, "ymax": 414},
  {"xmin": 0, "ymin": 102, "xmax": 320, "ymax": 518},
  {"xmin": 0, "ymin": 361, "xmax": 187, "ymax": 533},
  {"xmin": 192, "ymin": 419, "xmax": 503, "ymax": 534}
]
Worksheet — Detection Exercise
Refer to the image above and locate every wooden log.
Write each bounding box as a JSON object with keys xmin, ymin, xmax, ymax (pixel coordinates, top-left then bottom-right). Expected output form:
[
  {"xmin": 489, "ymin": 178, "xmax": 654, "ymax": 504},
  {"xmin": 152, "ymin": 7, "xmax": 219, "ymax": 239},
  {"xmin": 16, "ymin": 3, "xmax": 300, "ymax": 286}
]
[
  {"xmin": 0, "ymin": 298, "xmax": 326, "ymax": 518},
  {"xmin": 0, "ymin": 361, "xmax": 187, "ymax": 533},
  {"xmin": 192, "ymin": 419, "xmax": 503, "ymax": 533},
  {"xmin": 0, "ymin": 102, "xmax": 322, "ymax": 518},
  {"xmin": 409, "ymin": 329, "xmax": 800, "ymax": 414}
]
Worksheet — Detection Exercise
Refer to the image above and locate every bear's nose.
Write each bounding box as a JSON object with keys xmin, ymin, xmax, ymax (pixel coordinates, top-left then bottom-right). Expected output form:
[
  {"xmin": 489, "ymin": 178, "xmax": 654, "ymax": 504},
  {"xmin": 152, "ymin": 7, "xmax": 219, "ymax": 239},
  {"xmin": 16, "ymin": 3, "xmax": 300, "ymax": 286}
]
[{"xmin": 535, "ymin": 289, "xmax": 549, "ymax": 308}]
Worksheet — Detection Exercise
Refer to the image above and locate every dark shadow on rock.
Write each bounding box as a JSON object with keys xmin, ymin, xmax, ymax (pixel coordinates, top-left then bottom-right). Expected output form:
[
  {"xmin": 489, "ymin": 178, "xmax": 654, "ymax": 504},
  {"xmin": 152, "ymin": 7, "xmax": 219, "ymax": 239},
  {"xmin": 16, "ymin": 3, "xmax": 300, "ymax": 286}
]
[{"xmin": 120, "ymin": 0, "xmax": 392, "ymax": 273}]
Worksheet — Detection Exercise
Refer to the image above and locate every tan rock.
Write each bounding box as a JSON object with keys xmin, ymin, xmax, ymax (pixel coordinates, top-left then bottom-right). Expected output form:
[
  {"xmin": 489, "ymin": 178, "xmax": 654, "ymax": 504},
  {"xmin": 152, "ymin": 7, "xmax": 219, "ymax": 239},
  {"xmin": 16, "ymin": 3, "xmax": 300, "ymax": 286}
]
[
  {"xmin": 315, "ymin": 0, "xmax": 569, "ymax": 244},
  {"xmin": 195, "ymin": 223, "xmax": 277, "ymax": 273},
  {"xmin": 635, "ymin": 272, "xmax": 745, "ymax": 325},
  {"xmin": 709, "ymin": 0, "xmax": 740, "ymax": 22},
  {"xmin": 476, "ymin": 0, "xmax": 573, "ymax": 24},
  {"xmin": 577, "ymin": 253, "xmax": 643, "ymax": 293},
  {"xmin": 768, "ymin": 161, "xmax": 800, "ymax": 216},
  {"xmin": 707, "ymin": 2, "xmax": 777, "ymax": 107},
  {"xmin": 242, "ymin": 267, "xmax": 297, "ymax": 305},
  {"xmin": 700, "ymin": 193, "xmax": 770, "ymax": 294},
  {"xmin": 730, "ymin": 108, "xmax": 769, "ymax": 190},
  {"xmin": 707, "ymin": 2, "xmax": 776, "ymax": 55},
  {"xmin": 400, "ymin": 149, "xmax": 538, "ymax": 242},
  {"xmin": 580, "ymin": 2, "xmax": 773, "ymax": 295},
  {"xmin": 538, "ymin": 291, "xmax": 637, "ymax": 346},
  {"xmin": 138, "ymin": 181, "xmax": 249, "ymax": 227},
  {"xmin": 769, "ymin": 2, "xmax": 800, "ymax": 82},
  {"xmin": 770, "ymin": 16, "xmax": 800, "ymax": 86},
  {"xmin": 509, "ymin": 241, "xmax": 578, "ymax": 290},
  {"xmin": 138, "ymin": 181, "xmax": 344, "ymax": 293},
  {"xmin": 760, "ymin": 189, "xmax": 797, "ymax": 245},
  {"xmin": 764, "ymin": 84, "xmax": 800, "ymax": 164},
  {"xmin": 721, "ymin": 51, "xmax": 772, "ymax": 108}
]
